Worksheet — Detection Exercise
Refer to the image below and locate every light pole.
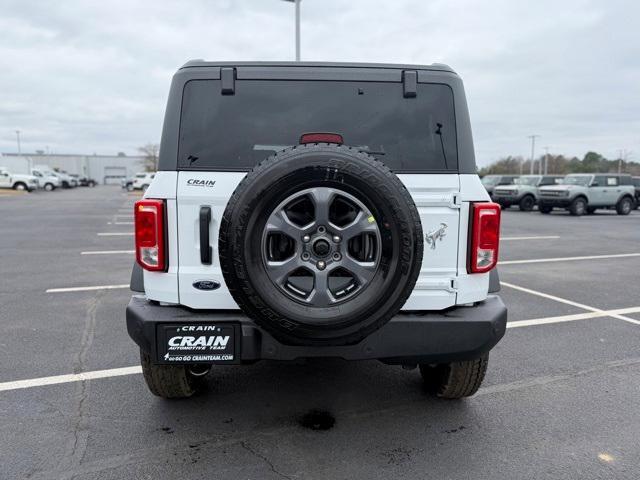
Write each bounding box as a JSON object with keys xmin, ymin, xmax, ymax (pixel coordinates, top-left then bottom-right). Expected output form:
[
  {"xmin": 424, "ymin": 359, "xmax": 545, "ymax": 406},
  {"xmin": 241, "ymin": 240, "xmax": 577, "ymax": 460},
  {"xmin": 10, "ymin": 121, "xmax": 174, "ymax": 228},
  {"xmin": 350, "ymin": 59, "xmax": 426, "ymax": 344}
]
[
  {"xmin": 527, "ymin": 135, "xmax": 539, "ymax": 175},
  {"xmin": 16, "ymin": 129, "xmax": 31, "ymax": 172},
  {"xmin": 543, "ymin": 146, "xmax": 550, "ymax": 175},
  {"xmin": 282, "ymin": 0, "xmax": 301, "ymax": 61}
]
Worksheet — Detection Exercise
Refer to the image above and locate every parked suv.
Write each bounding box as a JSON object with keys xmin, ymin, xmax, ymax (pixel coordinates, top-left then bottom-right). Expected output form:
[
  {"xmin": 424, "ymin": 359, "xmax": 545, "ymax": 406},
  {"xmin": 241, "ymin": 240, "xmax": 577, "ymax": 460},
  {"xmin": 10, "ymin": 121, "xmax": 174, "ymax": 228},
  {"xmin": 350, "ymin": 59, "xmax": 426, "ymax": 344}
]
[
  {"xmin": 493, "ymin": 175, "xmax": 564, "ymax": 211},
  {"xmin": 632, "ymin": 177, "xmax": 640, "ymax": 209},
  {"xmin": 481, "ymin": 174, "xmax": 518, "ymax": 199},
  {"xmin": 132, "ymin": 172, "xmax": 155, "ymax": 190},
  {"xmin": 0, "ymin": 167, "xmax": 39, "ymax": 191},
  {"xmin": 126, "ymin": 61, "xmax": 507, "ymax": 399},
  {"xmin": 538, "ymin": 173, "xmax": 635, "ymax": 215}
]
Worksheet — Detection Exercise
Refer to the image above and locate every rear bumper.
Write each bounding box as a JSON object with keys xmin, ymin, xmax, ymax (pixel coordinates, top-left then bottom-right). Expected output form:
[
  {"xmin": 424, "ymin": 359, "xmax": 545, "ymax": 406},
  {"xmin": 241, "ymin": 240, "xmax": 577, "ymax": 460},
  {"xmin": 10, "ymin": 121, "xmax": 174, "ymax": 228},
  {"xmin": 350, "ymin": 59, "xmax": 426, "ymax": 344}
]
[{"xmin": 126, "ymin": 295, "xmax": 507, "ymax": 365}]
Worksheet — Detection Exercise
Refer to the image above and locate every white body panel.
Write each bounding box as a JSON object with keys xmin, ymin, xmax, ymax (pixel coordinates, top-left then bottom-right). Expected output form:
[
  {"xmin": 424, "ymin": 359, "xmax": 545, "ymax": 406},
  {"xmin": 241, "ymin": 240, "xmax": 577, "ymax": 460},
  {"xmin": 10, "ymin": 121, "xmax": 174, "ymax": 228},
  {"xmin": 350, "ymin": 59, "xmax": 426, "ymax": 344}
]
[
  {"xmin": 142, "ymin": 171, "xmax": 493, "ymax": 311},
  {"xmin": 397, "ymin": 174, "xmax": 460, "ymax": 310},
  {"xmin": 142, "ymin": 171, "xmax": 493, "ymax": 310},
  {"xmin": 176, "ymin": 171, "xmax": 246, "ymax": 309}
]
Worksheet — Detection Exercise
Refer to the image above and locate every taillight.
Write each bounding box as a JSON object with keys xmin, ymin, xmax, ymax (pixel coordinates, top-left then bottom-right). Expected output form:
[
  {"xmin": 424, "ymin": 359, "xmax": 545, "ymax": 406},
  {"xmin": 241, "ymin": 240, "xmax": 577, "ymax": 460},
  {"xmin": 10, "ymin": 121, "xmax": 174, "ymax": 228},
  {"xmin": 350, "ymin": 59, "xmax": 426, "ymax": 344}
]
[
  {"xmin": 135, "ymin": 199, "xmax": 166, "ymax": 272},
  {"xmin": 468, "ymin": 202, "xmax": 501, "ymax": 273}
]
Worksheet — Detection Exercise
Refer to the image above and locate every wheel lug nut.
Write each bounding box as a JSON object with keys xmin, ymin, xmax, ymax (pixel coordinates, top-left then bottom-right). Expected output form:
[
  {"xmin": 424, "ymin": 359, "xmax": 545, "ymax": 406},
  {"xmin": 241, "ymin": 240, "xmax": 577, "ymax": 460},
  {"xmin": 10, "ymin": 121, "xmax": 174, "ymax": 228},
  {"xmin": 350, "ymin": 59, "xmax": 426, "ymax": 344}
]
[
  {"xmin": 302, "ymin": 252, "xmax": 310, "ymax": 261},
  {"xmin": 332, "ymin": 235, "xmax": 341, "ymax": 243},
  {"xmin": 332, "ymin": 252, "xmax": 341, "ymax": 261},
  {"xmin": 317, "ymin": 226, "xmax": 326, "ymax": 233},
  {"xmin": 302, "ymin": 235, "xmax": 311, "ymax": 243},
  {"xmin": 317, "ymin": 260, "xmax": 326, "ymax": 270}
]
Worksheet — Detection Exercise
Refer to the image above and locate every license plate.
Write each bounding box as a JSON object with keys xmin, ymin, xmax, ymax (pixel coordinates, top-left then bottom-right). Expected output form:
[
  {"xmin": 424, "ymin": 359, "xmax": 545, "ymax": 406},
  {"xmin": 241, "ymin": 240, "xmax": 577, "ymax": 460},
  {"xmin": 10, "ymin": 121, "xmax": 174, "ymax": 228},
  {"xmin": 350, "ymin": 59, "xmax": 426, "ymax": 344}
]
[{"xmin": 157, "ymin": 323, "xmax": 239, "ymax": 364}]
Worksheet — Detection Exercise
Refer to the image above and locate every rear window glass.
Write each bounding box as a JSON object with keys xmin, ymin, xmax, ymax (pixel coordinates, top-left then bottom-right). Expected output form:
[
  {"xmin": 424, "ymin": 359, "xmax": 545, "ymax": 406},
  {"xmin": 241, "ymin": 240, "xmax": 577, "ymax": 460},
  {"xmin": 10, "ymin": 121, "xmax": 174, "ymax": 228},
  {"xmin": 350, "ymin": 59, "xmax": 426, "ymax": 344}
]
[{"xmin": 178, "ymin": 80, "xmax": 457, "ymax": 172}]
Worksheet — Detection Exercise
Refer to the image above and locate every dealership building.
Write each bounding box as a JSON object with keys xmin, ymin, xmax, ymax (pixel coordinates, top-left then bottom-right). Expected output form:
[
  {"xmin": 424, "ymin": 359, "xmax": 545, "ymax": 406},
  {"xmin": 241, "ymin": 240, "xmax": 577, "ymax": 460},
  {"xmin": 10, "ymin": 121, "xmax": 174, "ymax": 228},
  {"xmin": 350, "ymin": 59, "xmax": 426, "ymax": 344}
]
[{"xmin": 0, "ymin": 152, "xmax": 146, "ymax": 184}]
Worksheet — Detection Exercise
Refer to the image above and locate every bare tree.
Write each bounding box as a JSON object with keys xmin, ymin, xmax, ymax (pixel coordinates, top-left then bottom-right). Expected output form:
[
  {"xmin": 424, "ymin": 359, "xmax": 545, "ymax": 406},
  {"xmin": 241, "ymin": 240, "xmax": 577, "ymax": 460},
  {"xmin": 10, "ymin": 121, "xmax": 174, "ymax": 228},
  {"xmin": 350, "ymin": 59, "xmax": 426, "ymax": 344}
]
[{"xmin": 138, "ymin": 143, "xmax": 159, "ymax": 172}]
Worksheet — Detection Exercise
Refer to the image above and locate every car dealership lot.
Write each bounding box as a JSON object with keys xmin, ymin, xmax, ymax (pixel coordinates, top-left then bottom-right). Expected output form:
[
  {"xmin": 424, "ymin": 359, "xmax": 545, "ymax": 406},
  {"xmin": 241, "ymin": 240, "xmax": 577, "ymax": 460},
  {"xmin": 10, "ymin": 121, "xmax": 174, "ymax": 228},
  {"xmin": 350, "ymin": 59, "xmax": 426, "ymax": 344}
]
[{"xmin": 1, "ymin": 187, "xmax": 639, "ymax": 479}]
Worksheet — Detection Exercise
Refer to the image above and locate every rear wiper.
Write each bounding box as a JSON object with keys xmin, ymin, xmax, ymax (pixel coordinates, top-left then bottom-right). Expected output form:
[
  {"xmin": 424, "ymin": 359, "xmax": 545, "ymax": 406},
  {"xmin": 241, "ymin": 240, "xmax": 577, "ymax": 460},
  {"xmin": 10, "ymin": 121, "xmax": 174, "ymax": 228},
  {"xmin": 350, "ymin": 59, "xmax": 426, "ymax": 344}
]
[{"xmin": 435, "ymin": 123, "xmax": 449, "ymax": 170}]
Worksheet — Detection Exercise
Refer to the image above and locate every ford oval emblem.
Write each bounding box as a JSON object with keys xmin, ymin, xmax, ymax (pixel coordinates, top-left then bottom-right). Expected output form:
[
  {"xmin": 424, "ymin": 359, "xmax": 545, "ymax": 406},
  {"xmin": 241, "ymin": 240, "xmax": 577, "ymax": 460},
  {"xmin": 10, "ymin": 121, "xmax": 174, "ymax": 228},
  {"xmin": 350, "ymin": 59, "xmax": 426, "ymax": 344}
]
[{"xmin": 192, "ymin": 280, "xmax": 221, "ymax": 291}]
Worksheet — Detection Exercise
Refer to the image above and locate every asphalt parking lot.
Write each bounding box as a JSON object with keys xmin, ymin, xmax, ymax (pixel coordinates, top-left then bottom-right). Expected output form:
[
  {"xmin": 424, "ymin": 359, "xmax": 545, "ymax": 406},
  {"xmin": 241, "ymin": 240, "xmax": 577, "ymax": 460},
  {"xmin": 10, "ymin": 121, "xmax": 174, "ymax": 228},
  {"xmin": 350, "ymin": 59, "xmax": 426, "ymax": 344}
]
[{"xmin": 1, "ymin": 186, "xmax": 639, "ymax": 479}]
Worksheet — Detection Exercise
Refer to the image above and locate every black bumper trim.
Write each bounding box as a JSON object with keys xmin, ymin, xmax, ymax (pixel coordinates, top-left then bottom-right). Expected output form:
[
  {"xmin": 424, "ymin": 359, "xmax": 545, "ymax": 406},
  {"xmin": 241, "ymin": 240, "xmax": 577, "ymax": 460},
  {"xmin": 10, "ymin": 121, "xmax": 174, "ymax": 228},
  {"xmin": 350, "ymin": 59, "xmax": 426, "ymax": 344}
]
[
  {"xmin": 126, "ymin": 295, "xmax": 507, "ymax": 364},
  {"xmin": 539, "ymin": 198, "xmax": 571, "ymax": 208}
]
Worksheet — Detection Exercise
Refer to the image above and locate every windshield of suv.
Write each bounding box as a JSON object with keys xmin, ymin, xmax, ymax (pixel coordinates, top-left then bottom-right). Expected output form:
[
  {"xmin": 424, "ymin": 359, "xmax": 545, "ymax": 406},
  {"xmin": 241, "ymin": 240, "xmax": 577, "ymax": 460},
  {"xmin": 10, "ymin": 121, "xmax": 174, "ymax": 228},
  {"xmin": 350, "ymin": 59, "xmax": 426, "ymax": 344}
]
[
  {"xmin": 515, "ymin": 176, "xmax": 541, "ymax": 186},
  {"xmin": 178, "ymin": 80, "xmax": 457, "ymax": 172},
  {"xmin": 481, "ymin": 176, "xmax": 500, "ymax": 186},
  {"xmin": 563, "ymin": 175, "xmax": 592, "ymax": 186}
]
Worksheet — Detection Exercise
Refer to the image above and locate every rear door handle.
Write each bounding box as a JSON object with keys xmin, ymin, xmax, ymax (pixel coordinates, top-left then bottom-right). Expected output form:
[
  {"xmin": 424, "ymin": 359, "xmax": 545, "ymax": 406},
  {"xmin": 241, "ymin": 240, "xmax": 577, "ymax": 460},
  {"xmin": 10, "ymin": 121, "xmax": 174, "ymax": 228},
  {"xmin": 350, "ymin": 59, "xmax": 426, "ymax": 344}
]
[{"xmin": 199, "ymin": 206, "xmax": 212, "ymax": 265}]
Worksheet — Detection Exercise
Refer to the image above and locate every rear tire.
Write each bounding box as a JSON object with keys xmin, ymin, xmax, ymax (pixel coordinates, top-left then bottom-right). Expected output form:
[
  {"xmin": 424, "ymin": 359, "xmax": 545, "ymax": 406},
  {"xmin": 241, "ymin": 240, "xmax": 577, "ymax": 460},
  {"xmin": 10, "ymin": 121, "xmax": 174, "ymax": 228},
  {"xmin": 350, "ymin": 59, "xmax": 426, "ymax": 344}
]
[
  {"xmin": 14, "ymin": 182, "xmax": 27, "ymax": 191},
  {"xmin": 44, "ymin": 183, "xmax": 54, "ymax": 191},
  {"xmin": 569, "ymin": 197, "xmax": 587, "ymax": 216},
  {"xmin": 420, "ymin": 354, "xmax": 489, "ymax": 399},
  {"xmin": 616, "ymin": 197, "xmax": 633, "ymax": 215},
  {"xmin": 518, "ymin": 195, "xmax": 535, "ymax": 212},
  {"xmin": 140, "ymin": 350, "xmax": 209, "ymax": 399},
  {"xmin": 539, "ymin": 205, "xmax": 552, "ymax": 214}
]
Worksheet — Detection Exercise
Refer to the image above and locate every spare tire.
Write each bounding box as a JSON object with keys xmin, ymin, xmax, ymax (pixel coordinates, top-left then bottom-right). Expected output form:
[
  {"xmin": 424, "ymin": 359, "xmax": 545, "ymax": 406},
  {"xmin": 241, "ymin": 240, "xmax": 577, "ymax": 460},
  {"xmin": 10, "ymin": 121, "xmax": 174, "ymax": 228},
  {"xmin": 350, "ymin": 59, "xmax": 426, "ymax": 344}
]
[{"xmin": 219, "ymin": 144, "xmax": 423, "ymax": 346}]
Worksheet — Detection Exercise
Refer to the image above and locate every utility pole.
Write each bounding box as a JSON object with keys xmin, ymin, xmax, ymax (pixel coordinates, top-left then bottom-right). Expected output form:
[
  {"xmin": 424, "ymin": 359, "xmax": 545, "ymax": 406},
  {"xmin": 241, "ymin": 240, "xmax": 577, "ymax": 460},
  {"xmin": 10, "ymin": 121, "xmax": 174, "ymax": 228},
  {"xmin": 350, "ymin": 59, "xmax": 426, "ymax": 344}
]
[
  {"xmin": 527, "ymin": 135, "xmax": 539, "ymax": 175},
  {"xmin": 543, "ymin": 146, "xmax": 550, "ymax": 175},
  {"xmin": 282, "ymin": 0, "xmax": 301, "ymax": 61},
  {"xmin": 16, "ymin": 129, "xmax": 31, "ymax": 172}
]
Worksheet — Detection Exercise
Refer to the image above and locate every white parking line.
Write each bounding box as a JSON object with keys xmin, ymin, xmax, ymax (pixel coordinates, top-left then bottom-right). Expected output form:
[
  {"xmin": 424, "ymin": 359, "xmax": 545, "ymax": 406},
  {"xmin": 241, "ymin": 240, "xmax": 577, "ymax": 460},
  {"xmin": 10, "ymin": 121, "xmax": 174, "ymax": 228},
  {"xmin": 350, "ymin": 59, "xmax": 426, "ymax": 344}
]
[
  {"xmin": 81, "ymin": 250, "xmax": 134, "ymax": 255},
  {"xmin": 0, "ymin": 366, "xmax": 142, "ymax": 392},
  {"xmin": 501, "ymin": 281, "xmax": 640, "ymax": 325},
  {"xmin": 97, "ymin": 232, "xmax": 134, "ymax": 236},
  {"xmin": 501, "ymin": 236, "xmax": 560, "ymax": 241},
  {"xmin": 500, "ymin": 253, "xmax": 640, "ymax": 265},
  {"xmin": 508, "ymin": 306, "xmax": 640, "ymax": 328},
  {"xmin": 46, "ymin": 284, "xmax": 129, "ymax": 293}
]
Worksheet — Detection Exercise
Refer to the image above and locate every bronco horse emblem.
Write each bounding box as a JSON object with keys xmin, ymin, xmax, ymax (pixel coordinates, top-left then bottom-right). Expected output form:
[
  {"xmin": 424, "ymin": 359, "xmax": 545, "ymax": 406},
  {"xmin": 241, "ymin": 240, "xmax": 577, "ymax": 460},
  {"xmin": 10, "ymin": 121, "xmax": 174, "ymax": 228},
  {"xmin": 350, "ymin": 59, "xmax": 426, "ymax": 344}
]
[{"xmin": 425, "ymin": 223, "xmax": 448, "ymax": 250}]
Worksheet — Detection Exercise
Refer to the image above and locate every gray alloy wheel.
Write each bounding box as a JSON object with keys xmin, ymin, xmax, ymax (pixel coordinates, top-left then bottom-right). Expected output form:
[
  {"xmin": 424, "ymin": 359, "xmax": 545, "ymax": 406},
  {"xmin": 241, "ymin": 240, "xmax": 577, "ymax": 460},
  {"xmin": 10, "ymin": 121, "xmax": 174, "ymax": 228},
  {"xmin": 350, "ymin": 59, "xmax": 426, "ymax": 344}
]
[
  {"xmin": 44, "ymin": 183, "xmax": 54, "ymax": 191},
  {"xmin": 518, "ymin": 195, "xmax": 535, "ymax": 212},
  {"xmin": 218, "ymin": 143, "xmax": 423, "ymax": 346},
  {"xmin": 569, "ymin": 197, "xmax": 587, "ymax": 216},
  {"xmin": 261, "ymin": 187, "xmax": 381, "ymax": 307},
  {"xmin": 14, "ymin": 182, "xmax": 26, "ymax": 191},
  {"xmin": 616, "ymin": 197, "xmax": 633, "ymax": 215}
]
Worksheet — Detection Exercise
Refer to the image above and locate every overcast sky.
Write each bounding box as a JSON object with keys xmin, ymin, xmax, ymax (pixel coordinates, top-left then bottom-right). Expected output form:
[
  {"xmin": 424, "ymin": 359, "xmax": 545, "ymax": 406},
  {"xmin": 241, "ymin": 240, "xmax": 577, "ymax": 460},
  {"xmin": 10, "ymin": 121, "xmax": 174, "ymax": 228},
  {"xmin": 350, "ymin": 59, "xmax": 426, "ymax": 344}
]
[{"xmin": 1, "ymin": 0, "xmax": 637, "ymax": 166}]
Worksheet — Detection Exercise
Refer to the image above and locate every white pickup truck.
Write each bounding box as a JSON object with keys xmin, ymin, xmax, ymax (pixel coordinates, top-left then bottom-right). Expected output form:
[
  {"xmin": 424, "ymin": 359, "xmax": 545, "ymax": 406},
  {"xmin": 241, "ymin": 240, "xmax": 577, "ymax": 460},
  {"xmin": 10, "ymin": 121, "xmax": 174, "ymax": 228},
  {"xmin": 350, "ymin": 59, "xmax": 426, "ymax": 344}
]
[
  {"xmin": 0, "ymin": 167, "xmax": 39, "ymax": 192},
  {"xmin": 30, "ymin": 168, "xmax": 61, "ymax": 191}
]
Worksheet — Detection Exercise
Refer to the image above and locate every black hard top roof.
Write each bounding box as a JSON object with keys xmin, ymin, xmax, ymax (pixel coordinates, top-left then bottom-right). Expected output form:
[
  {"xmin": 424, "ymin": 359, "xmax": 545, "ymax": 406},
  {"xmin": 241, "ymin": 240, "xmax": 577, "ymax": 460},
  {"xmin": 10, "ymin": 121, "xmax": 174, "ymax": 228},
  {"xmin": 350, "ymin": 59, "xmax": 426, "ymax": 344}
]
[{"xmin": 180, "ymin": 60, "xmax": 456, "ymax": 74}]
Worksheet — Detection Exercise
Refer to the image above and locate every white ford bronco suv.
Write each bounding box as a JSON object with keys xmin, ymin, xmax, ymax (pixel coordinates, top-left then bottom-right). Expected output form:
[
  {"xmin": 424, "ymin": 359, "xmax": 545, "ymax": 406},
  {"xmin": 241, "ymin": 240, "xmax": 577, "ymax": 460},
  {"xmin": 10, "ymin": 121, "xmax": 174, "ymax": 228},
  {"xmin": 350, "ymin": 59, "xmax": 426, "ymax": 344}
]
[{"xmin": 127, "ymin": 61, "xmax": 507, "ymax": 399}]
